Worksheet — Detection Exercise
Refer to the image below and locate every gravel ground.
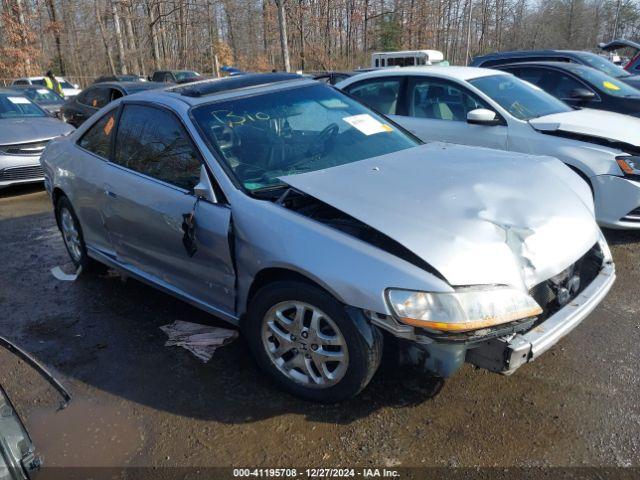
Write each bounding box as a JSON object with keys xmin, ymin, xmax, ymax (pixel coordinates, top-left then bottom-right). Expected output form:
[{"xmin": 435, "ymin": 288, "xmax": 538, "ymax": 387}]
[{"xmin": 0, "ymin": 183, "xmax": 638, "ymax": 474}]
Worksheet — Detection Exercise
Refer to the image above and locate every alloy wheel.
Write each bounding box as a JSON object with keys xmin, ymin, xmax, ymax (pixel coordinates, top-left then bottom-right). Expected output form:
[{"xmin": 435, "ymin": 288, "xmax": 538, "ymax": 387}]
[
  {"xmin": 261, "ymin": 301, "xmax": 349, "ymax": 388},
  {"xmin": 60, "ymin": 207, "xmax": 82, "ymax": 263}
]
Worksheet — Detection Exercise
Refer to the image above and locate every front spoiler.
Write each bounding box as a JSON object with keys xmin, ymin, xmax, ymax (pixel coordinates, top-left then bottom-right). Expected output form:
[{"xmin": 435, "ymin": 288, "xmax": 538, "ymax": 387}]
[{"xmin": 467, "ymin": 262, "xmax": 615, "ymax": 374}]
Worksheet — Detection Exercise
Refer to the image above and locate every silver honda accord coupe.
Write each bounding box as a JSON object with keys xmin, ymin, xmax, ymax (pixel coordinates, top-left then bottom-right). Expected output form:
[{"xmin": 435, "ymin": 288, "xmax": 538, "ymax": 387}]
[
  {"xmin": 40, "ymin": 73, "xmax": 615, "ymax": 401},
  {"xmin": 1, "ymin": 89, "xmax": 74, "ymax": 189}
]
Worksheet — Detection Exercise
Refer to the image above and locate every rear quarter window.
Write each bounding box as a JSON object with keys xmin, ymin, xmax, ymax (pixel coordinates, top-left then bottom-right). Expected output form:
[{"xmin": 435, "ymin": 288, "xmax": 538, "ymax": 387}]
[{"xmin": 78, "ymin": 109, "xmax": 117, "ymax": 159}]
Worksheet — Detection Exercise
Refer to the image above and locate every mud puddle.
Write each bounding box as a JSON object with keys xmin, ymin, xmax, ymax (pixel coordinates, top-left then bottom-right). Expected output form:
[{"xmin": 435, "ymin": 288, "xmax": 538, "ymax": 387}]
[{"xmin": 26, "ymin": 397, "xmax": 145, "ymax": 467}]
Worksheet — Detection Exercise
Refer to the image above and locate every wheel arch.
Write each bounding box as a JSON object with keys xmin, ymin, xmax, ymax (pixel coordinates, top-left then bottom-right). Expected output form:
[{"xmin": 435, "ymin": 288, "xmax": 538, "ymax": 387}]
[
  {"xmin": 52, "ymin": 187, "xmax": 67, "ymax": 229},
  {"xmin": 245, "ymin": 267, "xmax": 339, "ymax": 312}
]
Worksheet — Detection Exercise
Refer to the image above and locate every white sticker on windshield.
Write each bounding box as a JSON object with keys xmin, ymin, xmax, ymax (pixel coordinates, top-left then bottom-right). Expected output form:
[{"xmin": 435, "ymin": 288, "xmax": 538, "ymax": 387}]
[
  {"xmin": 37, "ymin": 89, "xmax": 49, "ymax": 94},
  {"xmin": 342, "ymin": 114, "xmax": 392, "ymax": 135},
  {"xmin": 7, "ymin": 96, "xmax": 31, "ymax": 105}
]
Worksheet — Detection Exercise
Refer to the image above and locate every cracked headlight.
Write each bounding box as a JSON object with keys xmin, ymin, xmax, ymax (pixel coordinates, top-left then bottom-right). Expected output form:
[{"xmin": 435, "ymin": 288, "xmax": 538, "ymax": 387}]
[{"xmin": 386, "ymin": 287, "xmax": 542, "ymax": 333}]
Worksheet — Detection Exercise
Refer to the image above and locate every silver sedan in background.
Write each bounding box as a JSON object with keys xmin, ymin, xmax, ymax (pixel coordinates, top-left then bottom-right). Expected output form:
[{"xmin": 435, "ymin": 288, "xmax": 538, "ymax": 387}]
[
  {"xmin": 0, "ymin": 89, "xmax": 74, "ymax": 189},
  {"xmin": 40, "ymin": 74, "xmax": 614, "ymax": 401}
]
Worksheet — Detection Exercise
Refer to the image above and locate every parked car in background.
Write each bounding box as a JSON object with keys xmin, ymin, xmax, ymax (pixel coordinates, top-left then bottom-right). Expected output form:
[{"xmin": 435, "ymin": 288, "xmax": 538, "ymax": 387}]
[
  {"xmin": 599, "ymin": 39, "xmax": 640, "ymax": 73},
  {"xmin": 470, "ymin": 50, "xmax": 640, "ymax": 90},
  {"xmin": 61, "ymin": 81, "xmax": 164, "ymax": 127},
  {"xmin": 40, "ymin": 73, "xmax": 614, "ymax": 401},
  {"xmin": 337, "ymin": 67, "xmax": 640, "ymax": 229},
  {"xmin": 150, "ymin": 70, "xmax": 203, "ymax": 84},
  {"xmin": 11, "ymin": 76, "xmax": 81, "ymax": 99},
  {"xmin": 9, "ymin": 85, "xmax": 65, "ymax": 118},
  {"xmin": 493, "ymin": 61, "xmax": 640, "ymax": 116},
  {"xmin": 93, "ymin": 74, "xmax": 146, "ymax": 84},
  {"xmin": 0, "ymin": 89, "xmax": 73, "ymax": 189}
]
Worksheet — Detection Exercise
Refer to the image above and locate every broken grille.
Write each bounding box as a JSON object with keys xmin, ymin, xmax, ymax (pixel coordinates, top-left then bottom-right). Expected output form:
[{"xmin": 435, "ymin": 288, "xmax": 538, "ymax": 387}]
[
  {"xmin": 529, "ymin": 242, "xmax": 604, "ymax": 322},
  {"xmin": 0, "ymin": 165, "xmax": 44, "ymax": 182}
]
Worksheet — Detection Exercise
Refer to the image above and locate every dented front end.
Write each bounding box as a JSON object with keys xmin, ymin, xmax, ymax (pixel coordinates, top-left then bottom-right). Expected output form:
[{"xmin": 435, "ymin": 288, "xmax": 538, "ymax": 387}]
[{"xmin": 262, "ymin": 142, "xmax": 613, "ymax": 378}]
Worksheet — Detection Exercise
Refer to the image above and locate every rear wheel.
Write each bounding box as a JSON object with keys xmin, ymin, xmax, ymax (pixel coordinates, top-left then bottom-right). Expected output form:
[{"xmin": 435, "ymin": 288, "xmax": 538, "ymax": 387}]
[{"xmin": 244, "ymin": 281, "xmax": 383, "ymax": 402}]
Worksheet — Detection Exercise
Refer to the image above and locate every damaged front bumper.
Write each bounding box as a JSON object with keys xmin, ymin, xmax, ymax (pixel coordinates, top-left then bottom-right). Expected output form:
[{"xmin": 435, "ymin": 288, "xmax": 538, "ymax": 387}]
[
  {"xmin": 593, "ymin": 174, "xmax": 640, "ymax": 229},
  {"xmin": 466, "ymin": 261, "xmax": 615, "ymax": 374}
]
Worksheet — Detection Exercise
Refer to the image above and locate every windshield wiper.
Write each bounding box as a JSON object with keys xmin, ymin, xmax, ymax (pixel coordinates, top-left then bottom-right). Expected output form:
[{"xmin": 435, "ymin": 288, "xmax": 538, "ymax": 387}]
[{"xmin": 249, "ymin": 183, "xmax": 289, "ymax": 199}]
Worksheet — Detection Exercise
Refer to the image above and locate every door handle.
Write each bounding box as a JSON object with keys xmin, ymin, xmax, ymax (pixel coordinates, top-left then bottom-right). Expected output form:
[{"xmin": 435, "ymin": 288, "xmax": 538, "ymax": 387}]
[{"xmin": 105, "ymin": 190, "xmax": 117, "ymax": 198}]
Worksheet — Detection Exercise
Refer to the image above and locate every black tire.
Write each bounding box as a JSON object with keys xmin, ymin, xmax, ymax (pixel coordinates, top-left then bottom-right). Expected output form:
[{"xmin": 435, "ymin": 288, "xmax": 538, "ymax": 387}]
[
  {"xmin": 55, "ymin": 195, "xmax": 99, "ymax": 271},
  {"xmin": 243, "ymin": 281, "xmax": 383, "ymax": 402}
]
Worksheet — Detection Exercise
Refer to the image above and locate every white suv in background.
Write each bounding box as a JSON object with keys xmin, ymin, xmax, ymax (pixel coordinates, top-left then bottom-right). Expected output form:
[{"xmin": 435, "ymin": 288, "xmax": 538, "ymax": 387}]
[
  {"xmin": 11, "ymin": 76, "xmax": 81, "ymax": 99},
  {"xmin": 337, "ymin": 67, "xmax": 640, "ymax": 229}
]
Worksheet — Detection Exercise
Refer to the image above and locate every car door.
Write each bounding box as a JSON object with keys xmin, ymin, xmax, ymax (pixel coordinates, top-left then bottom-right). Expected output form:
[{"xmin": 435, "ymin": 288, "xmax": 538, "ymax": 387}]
[
  {"xmin": 70, "ymin": 108, "xmax": 120, "ymax": 257},
  {"xmin": 102, "ymin": 102, "xmax": 236, "ymax": 314},
  {"xmin": 345, "ymin": 77, "xmax": 403, "ymax": 118},
  {"xmin": 67, "ymin": 86, "xmax": 108, "ymax": 126},
  {"xmin": 394, "ymin": 76, "xmax": 508, "ymax": 150},
  {"xmin": 510, "ymin": 66, "xmax": 599, "ymax": 108}
]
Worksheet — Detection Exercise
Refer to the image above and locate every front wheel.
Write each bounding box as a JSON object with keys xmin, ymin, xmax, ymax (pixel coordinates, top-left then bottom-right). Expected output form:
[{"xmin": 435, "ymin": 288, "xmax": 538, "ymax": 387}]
[{"xmin": 244, "ymin": 281, "xmax": 383, "ymax": 402}]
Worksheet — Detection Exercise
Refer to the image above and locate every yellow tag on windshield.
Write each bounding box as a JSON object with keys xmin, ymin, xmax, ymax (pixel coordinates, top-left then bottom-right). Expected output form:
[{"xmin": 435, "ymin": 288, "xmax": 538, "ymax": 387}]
[{"xmin": 603, "ymin": 81, "xmax": 621, "ymax": 91}]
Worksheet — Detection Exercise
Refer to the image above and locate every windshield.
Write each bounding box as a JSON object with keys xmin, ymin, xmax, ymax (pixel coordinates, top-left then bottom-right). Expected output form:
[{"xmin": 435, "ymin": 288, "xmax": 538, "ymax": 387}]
[
  {"xmin": 576, "ymin": 52, "xmax": 630, "ymax": 78},
  {"xmin": 192, "ymin": 83, "xmax": 418, "ymax": 191},
  {"xmin": 176, "ymin": 71, "xmax": 200, "ymax": 81},
  {"xmin": 470, "ymin": 74, "xmax": 572, "ymax": 120},
  {"xmin": 23, "ymin": 88, "xmax": 64, "ymax": 104},
  {"xmin": 0, "ymin": 94, "xmax": 46, "ymax": 118},
  {"xmin": 570, "ymin": 66, "xmax": 640, "ymax": 97}
]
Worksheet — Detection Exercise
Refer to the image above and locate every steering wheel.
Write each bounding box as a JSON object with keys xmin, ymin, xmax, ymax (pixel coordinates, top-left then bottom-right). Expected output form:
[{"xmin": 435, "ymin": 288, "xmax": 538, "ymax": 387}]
[{"xmin": 307, "ymin": 123, "xmax": 339, "ymax": 156}]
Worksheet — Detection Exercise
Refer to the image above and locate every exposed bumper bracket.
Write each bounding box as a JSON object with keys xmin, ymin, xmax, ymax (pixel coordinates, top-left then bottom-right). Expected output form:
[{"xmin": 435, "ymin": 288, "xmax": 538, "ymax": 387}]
[{"xmin": 467, "ymin": 262, "xmax": 615, "ymax": 375}]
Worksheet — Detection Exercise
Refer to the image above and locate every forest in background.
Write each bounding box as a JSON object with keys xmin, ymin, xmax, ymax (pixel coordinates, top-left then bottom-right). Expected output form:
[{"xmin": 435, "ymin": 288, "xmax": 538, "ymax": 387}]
[{"xmin": 1, "ymin": 0, "xmax": 640, "ymax": 85}]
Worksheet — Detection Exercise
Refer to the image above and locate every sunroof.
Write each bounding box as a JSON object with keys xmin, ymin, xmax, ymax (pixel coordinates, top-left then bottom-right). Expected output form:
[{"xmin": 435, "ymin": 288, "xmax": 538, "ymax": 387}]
[{"xmin": 174, "ymin": 73, "xmax": 304, "ymax": 97}]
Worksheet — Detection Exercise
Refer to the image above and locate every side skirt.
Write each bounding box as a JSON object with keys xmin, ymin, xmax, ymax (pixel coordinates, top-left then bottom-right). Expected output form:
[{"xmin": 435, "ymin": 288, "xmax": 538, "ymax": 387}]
[{"xmin": 87, "ymin": 246, "xmax": 240, "ymax": 326}]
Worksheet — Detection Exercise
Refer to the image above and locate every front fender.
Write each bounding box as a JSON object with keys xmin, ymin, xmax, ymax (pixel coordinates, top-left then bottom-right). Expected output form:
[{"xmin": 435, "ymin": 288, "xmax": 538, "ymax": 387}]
[{"xmin": 232, "ymin": 197, "xmax": 453, "ymax": 317}]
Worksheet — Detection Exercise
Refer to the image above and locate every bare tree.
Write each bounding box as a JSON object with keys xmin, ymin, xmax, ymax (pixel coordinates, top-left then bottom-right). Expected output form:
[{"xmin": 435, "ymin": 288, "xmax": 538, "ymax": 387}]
[
  {"xmin": 274, "ymin": 0, "xmax": 290, "ymax": 71},
  {"xmin": 2, "ymin": 0, "xmax": 638, "ymax": 86},
  {"xmin": 111, "ymin": 0, "xmax": 128, "ymax": 74}
]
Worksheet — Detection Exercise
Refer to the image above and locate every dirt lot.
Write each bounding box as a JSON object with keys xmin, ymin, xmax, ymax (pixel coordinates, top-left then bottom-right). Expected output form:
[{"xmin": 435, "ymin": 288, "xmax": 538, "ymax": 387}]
[{"xmin": 0, "ymin": 184, "xmax": 639, "ymax": 472}]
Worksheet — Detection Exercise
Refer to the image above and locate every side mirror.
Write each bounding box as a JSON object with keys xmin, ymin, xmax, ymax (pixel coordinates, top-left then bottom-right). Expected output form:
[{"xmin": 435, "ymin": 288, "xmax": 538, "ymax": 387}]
[
  {"xmin": 73, "ymin": 84, "xmax": 79, "ymax": 89},
  {"xmin": 467, "ymin": 108, "xmax": 500, "ymax": 126},
  {"xmin": 193, "ymin": 165, "xmax": 217, "ymax": 203},
  {"xmin": 569, "ymin": 88, "xmax": 596, "ymax": 101}
]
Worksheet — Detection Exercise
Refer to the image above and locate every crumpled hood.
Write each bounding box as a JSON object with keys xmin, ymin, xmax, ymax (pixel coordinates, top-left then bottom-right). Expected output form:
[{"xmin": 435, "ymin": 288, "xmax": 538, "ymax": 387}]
[
  {"xmin": 281, "ymin": 143, "xmax": 599, "ymax": 290},
  {"xmin": 529, "ymin": 108, "xmax": 640, "ymax": 148},
  {"xmin": 0, "ymin": 117, "xmax": 74, "ymax": 145}
]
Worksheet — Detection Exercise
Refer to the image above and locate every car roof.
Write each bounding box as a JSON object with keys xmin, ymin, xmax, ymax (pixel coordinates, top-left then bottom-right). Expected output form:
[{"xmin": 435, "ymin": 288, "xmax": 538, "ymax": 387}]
[
  {"xmin": 114, "ymin": 73, "xmax": 318, "ymax": 110},
  {"xmin": 164, "ymin": 73, "xmax": 310, "ymax": 103},
  {"xmin": 0, "ymin": 88, "xmax": 27, "ymax": 95},
  {"xmin": 473, "ymin": 50, "xmax": 598, "ymax": 63},
  {"xmin": 476, "ymin": 50, "xmax": 585, "ymax": 58},
  {"xmin": 498, "ymin": 60, "xmax": 594, "ymax": 71},
  {"xmin": 6, "ymin": 85, "xmax": 41, "ymax": 90},
  {"xmin": 21, "ymin": 76, "xmax": 69, "ymax": 80},
  {"xmin": 89, "ymin": 81, "xmax": 164, "ymax": 92},
  {"xmin": 342, "ymin": 66, "xmax": 509, "ymax": 82}
]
